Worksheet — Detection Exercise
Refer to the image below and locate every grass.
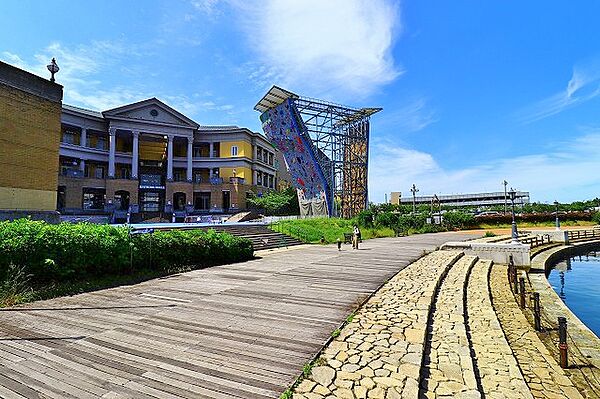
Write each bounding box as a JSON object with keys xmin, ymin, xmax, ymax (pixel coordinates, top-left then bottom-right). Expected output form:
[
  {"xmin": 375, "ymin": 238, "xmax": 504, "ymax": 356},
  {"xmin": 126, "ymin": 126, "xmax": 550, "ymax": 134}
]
[
  {"xmin": 0, "ymin": 264, "xmax": 197, "ymax": 308},
  {"xmin": 270, "ymin": 218, "xmax": 395, "ymax": 244}
]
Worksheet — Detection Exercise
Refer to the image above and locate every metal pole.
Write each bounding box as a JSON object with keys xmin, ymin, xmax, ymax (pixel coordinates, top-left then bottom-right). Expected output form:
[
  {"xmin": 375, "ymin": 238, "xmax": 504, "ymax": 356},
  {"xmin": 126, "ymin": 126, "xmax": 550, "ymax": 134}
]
[
  {"xmin": 555, "ymin": 201, "xmax": 560, "ymax": 230},
  {"xmin": 558, "ymin": 317, "xmax": 568, "ymax": 368},
  {"xmin": 519, "ymin": 276, "xmax": 526, "ymax": 308},
  {"xmin": 503, "ymin": 180, "xmax": 508, "ymax": 215},
  {"xmin": 533, "ymin": 292, "xmax": 541, "ymax": 331}
]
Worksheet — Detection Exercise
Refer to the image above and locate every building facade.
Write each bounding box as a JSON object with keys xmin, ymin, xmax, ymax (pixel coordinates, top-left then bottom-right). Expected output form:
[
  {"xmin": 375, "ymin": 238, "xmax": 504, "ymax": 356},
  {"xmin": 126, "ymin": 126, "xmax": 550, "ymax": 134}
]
[
  {"xmin": 391, "ymin": 191, "xmax": 530, "ymax": 208},
  {"xmin": 0, "ymin": 61, "xmax": 63, "ymax": 221},
  {"xmin": 58, "ymin": 98, "xmax": 283, "ymax": 220}
]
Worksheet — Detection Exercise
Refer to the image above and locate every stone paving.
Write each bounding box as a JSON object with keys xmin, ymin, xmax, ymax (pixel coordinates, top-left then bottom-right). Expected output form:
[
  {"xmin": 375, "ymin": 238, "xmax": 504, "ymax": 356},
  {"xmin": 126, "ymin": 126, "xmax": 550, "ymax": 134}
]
[
  {"xmin": 467, "ymin": 259, "xmax": 532, "ymax": 399},
  {"xmin": 489, "ymin": 264, "xmax": 584, "ymax": 399},
  {"xmin": 291, "ymin": 249, "xmax": 589, "ymax": 399},
  {"xmin": 293, "ymin": 250, "xmax": 463, "ymax": 399},
  {"xmin": 421, "ymin": 255, "xmax": 480, "ymax": 398}
]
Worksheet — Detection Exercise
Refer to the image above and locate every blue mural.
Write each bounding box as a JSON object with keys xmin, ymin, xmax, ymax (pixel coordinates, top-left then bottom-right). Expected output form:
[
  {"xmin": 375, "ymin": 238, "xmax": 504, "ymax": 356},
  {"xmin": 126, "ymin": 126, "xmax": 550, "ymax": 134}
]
[{"xmin": 260, "ymin": 99, "xmax": 331, "ymax": 215}]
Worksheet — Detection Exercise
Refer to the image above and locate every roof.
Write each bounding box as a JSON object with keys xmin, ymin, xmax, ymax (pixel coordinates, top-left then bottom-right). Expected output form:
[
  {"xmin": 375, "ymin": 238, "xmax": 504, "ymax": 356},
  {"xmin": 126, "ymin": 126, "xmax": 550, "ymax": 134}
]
[
  {"xmin": 254, "ymin": 85, "xmax": 299, "ymax": 113},
  {"xmin": 62, "ymin": 104, "xmax": 104, "ymax": 119},
  {"xmin": 103, "ymin": 97, "xmax": 200, "ymax": 129}
]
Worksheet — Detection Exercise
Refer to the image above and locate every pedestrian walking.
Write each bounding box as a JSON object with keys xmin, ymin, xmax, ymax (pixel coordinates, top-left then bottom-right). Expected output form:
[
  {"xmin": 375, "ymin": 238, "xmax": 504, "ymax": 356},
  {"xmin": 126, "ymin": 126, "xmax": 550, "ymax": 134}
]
[{"xmin": 352, "ymin": 225, "xmax": 360, "ymax": 249}]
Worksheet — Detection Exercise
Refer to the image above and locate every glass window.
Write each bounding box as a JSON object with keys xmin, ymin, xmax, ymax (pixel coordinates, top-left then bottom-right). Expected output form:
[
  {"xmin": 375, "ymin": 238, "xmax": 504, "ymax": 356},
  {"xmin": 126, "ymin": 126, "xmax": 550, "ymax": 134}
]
[
  {"xmin": 231, "ymin": 146, "xmax": 238, "ymax": 156},
  {"xmin": 62, "ymin": 131, "xmax": 76, "ymax": 144},
  {"xmin": 96, "ymin": 137, "xmax": 107, "ymax": 150},
  {"xmin": 94, "ymin": 166, "xmax": 105, "ymax": 179},
  {"xmin": 82, "ymin": 189, "xmax": 106, "ymax": 210}
]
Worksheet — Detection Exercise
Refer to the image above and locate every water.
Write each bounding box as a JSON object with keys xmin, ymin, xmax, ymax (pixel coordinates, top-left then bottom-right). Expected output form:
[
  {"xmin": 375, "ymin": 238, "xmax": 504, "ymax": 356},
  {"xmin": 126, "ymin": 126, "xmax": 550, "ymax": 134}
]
[{"xmin": 547, "ymin": 251, "xmax": 600, "ymax": 336}]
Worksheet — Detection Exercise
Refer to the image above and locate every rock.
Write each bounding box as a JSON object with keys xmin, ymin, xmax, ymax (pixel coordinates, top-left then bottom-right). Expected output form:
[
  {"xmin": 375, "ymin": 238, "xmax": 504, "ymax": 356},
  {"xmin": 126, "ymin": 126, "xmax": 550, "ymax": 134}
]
[{"xmin": 311, "ymin": 366, "xmax": 336, "ymax": 387}]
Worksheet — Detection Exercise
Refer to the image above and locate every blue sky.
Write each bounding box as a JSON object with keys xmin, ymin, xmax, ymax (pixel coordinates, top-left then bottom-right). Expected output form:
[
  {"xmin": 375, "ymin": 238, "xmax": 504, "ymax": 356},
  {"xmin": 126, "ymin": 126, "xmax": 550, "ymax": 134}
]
[{"xmin": 2, "ymin": 0, "xmax": 600, "ymax": 203}]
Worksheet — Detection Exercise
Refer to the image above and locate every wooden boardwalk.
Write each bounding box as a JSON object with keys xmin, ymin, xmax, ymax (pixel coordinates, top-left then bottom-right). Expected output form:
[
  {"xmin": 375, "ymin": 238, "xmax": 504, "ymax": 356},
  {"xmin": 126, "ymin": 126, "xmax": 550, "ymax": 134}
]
[{"xmin": 0, "ymin": 232, "xmax": 474, "ymax": 398}]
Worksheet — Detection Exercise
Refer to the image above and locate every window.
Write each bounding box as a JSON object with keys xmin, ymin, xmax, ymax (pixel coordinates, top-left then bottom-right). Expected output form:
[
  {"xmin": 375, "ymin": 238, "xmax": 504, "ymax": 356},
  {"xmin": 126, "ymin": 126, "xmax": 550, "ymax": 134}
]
[
  {"xmin": 119, "ymin": 168, "xmax": 130, "ymax": 179},
  {"xmin": 94, "ymin": 166, "xmax": 105, "ymax": 179},
  {"xmin": 96, "ymin": 137, "xmax": 107, "ymax": 150},
  {"xmin": 268, "ymin": 153, "xmax": 274, "ymax": 166},
  {"xmin": 231, "ymin": 145, "xmax": 238, "ymax": 156},
  {"xmin": 82, "ymin": 188, "xmax": 106, "ymax": 210},
  {"xmin": 62, "ymin": 131, "xmax": 76, "ymax": 144}
]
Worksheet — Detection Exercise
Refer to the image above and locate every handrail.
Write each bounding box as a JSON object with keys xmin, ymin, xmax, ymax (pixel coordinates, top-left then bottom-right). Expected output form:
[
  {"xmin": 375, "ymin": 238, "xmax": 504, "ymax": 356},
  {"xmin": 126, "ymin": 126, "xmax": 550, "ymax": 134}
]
[{"xmin": 567, "ymin": 229, "xmax": 600, "ymax": 241}]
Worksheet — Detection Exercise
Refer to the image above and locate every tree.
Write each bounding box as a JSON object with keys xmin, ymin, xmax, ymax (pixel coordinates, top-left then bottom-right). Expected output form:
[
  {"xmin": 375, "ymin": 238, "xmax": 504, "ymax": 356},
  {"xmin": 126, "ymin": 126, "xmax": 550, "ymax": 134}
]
[{"xmin": 247, "ymin": 187, "xmax": 299, "ymax": 216}]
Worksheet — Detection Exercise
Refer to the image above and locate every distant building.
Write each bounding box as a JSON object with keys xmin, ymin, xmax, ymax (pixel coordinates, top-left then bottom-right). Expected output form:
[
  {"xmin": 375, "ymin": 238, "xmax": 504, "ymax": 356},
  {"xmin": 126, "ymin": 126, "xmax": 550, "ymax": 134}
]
[
  {"xmin": 390, "ymin": 192, "xmax": 401, "ymax": 205},
  {"xmin": 390, "ymin": 191, "xmax": 530, "ymax": 208},
  {"xmin": 0, "ymin": 61, "xmax": 63, "ymax": 221}
]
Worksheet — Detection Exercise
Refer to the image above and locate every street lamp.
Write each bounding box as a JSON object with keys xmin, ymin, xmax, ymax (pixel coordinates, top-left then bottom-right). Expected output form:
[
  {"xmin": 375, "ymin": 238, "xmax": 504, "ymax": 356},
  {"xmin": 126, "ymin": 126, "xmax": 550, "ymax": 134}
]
[
  {"xmin": 508, "ymin": 187, "xmax": 519, "ymax": 243},
  {"xmin": 47, "ymin": 58, "xmax": 59, "ymax": 82},
  {"xmin": 410, "ymin": 184, "xmax": 419, "ymax": 214},
  {"xmin": 554, "ymin": 200, "xmax": 561, "ymax": 230},
  {"xmin": 503, "ymin": 180, "xmax": 508, "ymax": 215}
]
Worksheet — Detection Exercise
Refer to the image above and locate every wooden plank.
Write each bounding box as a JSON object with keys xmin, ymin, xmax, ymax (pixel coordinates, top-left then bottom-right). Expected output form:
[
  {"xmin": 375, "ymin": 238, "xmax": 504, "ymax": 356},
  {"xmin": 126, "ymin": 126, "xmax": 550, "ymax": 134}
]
[{"xmin": 0, "ymin": 233, "xmax": 475, "ymax": 398}]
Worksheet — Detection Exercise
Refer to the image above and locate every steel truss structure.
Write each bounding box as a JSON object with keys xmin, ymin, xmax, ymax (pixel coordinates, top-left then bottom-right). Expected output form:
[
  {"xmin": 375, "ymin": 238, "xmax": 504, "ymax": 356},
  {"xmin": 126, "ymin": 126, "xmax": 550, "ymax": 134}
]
[{"xmin": 255, "ymin": 86, "xmax": 381, "ymax": 218}]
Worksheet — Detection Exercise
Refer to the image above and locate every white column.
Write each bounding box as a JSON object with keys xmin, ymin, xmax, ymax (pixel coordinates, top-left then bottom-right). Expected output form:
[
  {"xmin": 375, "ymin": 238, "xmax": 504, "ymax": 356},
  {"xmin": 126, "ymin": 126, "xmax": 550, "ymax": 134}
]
[
  {"xmin": 131, "ymin": 130, "xmax": 139, "ymax": 179},
  {"xmin": 80, "ymin": 128, "xmax": 87, "ymax": 147},
  {"xmin": 108, "ymin": 128, "xmax": 116, "ymax": 178},
  {"xmin": 79, "ymin": 159, "xmax": 85, "ymax": 173},
  {"xmin": 253, "ymin": 170, "xmax": 258, "ymax": 185},
  {"xmin": 167, "ymin": 135, "xmax": 174, "ymax": 181},
  {"xmin": 209, "ymin": 142, "xmax": 214, "ymax": 158},
  {"xmin": 209, "ymin": 168, "xmax": 213, "ymax": 178},
  {"xmin": 186, "ymin": 137, "xmax": 193, "ymax": 182}
]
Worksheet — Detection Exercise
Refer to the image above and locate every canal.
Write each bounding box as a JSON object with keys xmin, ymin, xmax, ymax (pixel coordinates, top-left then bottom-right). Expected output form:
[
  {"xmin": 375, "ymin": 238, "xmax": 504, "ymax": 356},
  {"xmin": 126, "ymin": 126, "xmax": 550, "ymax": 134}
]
[{"xmin": 547, "ymin": 249, "xmax": 600, "ymax": 337}]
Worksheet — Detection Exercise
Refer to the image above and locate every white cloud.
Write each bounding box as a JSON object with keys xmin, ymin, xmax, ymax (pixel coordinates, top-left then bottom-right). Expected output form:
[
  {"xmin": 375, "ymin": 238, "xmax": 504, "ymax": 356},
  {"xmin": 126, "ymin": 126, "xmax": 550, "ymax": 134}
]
[
  {"xmin": 191, "ymin": 0, "xmax": 221, "ymax": 15},
  {"xmin": 380, "ymin": 98, "xmax": 438, "ymax": 132},
  {"xmin": 369, "ymin": 132, "xmax": 600, "ymax": 204},
  {"xmin": 1, "ymin": 42, "xmax": 235, "ymax": 119},
  {"xmin": 236, "ymin": 0, "xmax": 401, "ymax": 98},
  {"xmin": 518, "ymin": 58, "xmax": 600, "ymax": 123}
]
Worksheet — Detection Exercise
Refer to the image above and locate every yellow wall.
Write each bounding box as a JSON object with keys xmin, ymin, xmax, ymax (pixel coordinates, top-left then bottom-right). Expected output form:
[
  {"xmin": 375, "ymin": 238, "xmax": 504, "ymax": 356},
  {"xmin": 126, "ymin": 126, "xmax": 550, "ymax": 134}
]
[
  {"xmin": 219, "ymin": 140, "xmax": 252, "ymax": 158},
  {"xmin": 0, "ymin": 83, "xmax": 61, "ymax": 211},
  {"xmin": 219, "ymin": 167, "xmax": 252, "ymax": 180},
  {"xmin": 0, "ymin": 187, "xmax": 56, "ymax": 211}
]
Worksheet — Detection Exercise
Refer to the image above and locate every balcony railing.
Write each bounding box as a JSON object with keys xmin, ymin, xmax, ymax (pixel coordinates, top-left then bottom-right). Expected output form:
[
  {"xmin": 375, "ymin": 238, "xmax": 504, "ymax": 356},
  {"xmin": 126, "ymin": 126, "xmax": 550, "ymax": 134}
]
[
  {"xmin": 229, "ymin": 177, "xmax": 245, "ymax": 184},
  {"xmin": 209, "ymin": 177, "xmax": 224, "ymax": 185},
  {"xmin": 60, "ymin": 168, "xmax": 84, "ymax": 178}
]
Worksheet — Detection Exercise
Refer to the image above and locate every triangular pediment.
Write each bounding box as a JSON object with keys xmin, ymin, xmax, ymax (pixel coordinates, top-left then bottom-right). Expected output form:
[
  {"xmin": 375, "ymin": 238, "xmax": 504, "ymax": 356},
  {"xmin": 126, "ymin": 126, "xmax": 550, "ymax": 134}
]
[{"xmin": 102, "ymin": 98, "xmax": 199, "ymax": 128}]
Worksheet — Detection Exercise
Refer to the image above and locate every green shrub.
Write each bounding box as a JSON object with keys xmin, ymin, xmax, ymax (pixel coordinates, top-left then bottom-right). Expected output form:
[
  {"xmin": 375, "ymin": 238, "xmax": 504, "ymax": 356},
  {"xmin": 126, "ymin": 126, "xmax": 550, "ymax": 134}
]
[
  {"xmin": 0, "ymin": 219, "xmax": 253, "ymax": 284},
  {"xmin": 443, "ymin": 211, "xmax": 476, "ymax": 230},
  {"xmin": 593, "ymin": 212, "xmax": 600, "ymax": 224}
]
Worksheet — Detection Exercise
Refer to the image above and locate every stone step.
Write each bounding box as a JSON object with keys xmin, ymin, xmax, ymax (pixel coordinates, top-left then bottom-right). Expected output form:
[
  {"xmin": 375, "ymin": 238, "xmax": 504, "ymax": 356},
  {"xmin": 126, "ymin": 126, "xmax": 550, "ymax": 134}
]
[
  {"xmin": 293, "ymin": 250, "xmax": 465, "ymax": 399},
  {"xmin": 467, "ymin": 259, "xmax": 533, "ymax": 398},
  {"xmin": 420, "ymin": 255, "xmax": 481, "ymax": 398},
  {"xmin": 489, "ymin": 264, "xmax": 584, "ymax": 399}
]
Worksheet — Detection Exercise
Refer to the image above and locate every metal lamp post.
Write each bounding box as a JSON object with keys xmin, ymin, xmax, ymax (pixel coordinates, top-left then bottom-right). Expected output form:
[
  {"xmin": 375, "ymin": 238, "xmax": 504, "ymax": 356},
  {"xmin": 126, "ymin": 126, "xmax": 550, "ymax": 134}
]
[
  {"xmin": 47, "ymin": 58, "xmax": 59, "ymax": 82},
  {"xmin": 410, "ymin": 184, "xmax": 419, "ymax": 214},
  {"xmin": 503, "ymin": 180, "xmax": 508, "ymax": 215},
  {"xmin": 509, "ymin": 188, "xmax": 519, "ymax": 243},
  {"xmin": 555, "ymin": 200, "xmax": 561, "ymax": 230}
]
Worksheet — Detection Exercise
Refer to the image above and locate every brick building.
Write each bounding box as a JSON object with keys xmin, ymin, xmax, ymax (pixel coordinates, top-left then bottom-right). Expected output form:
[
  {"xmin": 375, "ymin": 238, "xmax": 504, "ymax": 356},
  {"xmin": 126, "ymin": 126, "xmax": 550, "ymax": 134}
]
[
  {"xmin": 0, "ymin": 61, "xmax": 63, "ymax": 221},
  {"xmin": 58, "ymin": 98, "xmax": 285, "ymax": 221}
]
